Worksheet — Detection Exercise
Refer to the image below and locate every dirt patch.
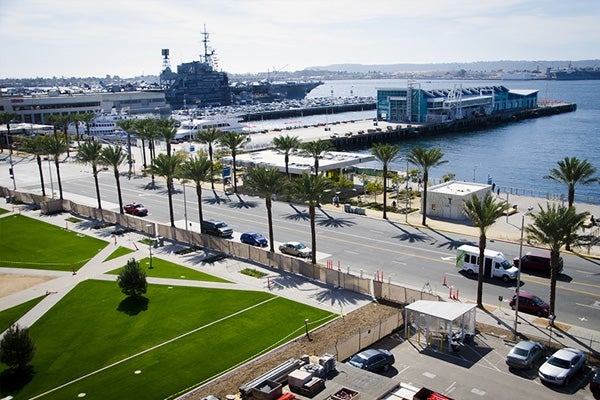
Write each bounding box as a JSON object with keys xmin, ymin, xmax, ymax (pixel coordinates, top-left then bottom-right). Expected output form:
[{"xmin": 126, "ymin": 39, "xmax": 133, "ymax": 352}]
[{"xmin": 0, "ymin": 273, "xmax": 56, "ymax": 298}]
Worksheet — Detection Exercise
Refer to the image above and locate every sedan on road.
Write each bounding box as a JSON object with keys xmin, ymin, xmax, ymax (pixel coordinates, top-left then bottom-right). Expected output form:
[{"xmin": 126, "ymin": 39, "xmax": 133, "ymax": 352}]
[
  {"xmin": 124, "ymin": 203, "xmax": 148, "ymax": 216},
  {"xmin": 538, "ymin": 348, "xmax": 586, "ymax": 386},
  {"xmin": 240, "ymin": 232, "xmax": 268, "ymax": 247},
  {"xmin": 279, "ymin": 241, "xmax": 311, "ymax": 258},
  {"xmin": 346, "ymin": 348, "xmax": 395, "ymax": 373},
  {"xmin": 506, "ymin": 340, "xmax": 546, "ymax": 370}
]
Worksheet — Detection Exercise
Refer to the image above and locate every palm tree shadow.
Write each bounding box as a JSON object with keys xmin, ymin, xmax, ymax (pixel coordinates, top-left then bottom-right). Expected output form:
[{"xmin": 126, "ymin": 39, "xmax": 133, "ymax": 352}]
[
  {"xmin": 316, "ymin": 212, "xmax": 356, "ymax": 228},
  {"xmin": 204, "ymin": 190, "xmax": 230, "ymax": 205},
  {"xmin": 430, "ymin": 228, "xmax": 472, "ymax": 250},
  {"xmin": 228, "ymin": 195, "xmax": 258, "ymax": 209},
  {"xmin": 284, "ymin": 204, "xmax": 309, "ymax": 221},
  {"xmin": 388, "ymin": 221, "xmax": 430, "ymax": 243},
  {"xmin": 117, "ymin": 296, "xmax": 149, "ymax": 315},
  {"xmin": 0, "ymin": 365, "xmax": 34, "ymax": 395}
]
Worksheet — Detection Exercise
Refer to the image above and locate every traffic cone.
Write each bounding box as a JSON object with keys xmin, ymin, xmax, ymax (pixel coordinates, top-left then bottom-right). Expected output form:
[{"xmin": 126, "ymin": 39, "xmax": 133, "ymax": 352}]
[
  {"xmin": 449, "ymin": 286, "xmax": 453, "ymax": 299},
  {"xmin": 455, "ymin": 289, "xmax": 460, "ymax": 300},
  {"xmin": 443, "ymin": 274, "xmax": 447, "ymax": 287}
]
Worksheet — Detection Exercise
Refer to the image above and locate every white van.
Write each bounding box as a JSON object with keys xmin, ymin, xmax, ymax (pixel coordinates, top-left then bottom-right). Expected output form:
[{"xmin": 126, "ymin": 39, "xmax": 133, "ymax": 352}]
[{"xmin": 456, "ymin": 245, "xmax": 518, "ymax": 282}]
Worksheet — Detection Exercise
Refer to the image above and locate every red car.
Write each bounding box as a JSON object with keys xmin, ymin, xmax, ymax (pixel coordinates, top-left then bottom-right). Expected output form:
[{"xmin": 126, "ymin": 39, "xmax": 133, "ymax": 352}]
[{"xmin": 124, "ymin": 203, "xmax": 148, "ymax": 216}]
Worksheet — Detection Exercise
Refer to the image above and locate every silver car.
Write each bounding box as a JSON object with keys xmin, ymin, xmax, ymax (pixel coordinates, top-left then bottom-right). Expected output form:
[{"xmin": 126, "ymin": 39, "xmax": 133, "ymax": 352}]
[
  {"xmin": 506, "ymin": 340, "xmax": 545, "ymax": 370},
  {"xmin": 538, "ymin": 348, "xmax": 586, "ymax": 386},
  {"xmin": 279, "ymin": 241, "xmax": 311, "ymax": 258}
]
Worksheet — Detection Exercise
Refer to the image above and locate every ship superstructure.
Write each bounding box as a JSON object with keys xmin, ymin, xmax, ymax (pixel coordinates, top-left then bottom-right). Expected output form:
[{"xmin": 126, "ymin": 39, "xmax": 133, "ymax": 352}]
[{"xmin": 160, "ymin": 27, "xmax": 231, "ymax": 110}]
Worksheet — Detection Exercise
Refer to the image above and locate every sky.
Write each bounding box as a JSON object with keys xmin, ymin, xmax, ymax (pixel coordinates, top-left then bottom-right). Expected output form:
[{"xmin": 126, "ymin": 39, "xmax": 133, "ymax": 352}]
[{"xmin": 1, "ymin": 0, "xmax": 599, "ymax": 79}]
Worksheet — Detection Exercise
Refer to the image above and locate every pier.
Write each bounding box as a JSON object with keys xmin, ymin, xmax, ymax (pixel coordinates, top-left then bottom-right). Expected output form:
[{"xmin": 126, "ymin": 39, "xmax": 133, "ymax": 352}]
[
  {"xmin": 239, "ymin": 101, "xmax": 376, "ymax": 122},
  {"xmin": 327, "ymin": 103, "xmax": 576, "ymax": 150}
]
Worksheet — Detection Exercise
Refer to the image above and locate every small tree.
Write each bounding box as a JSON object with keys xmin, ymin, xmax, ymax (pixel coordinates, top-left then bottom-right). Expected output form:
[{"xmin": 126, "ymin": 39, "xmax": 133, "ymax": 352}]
[
  {"xmin": 117, "ymin": 258, "xmax": 148, "ymax": 297},
  {"xmin": 0, "ymin": 324, "xmax": 35, "ymax": 371}
]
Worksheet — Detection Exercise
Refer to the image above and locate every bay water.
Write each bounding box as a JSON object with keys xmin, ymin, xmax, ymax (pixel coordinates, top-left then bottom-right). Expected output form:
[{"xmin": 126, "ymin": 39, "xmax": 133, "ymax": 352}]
[{"xmin": 250, "ymin": 79, "xmax": 600, "ymax": 204}]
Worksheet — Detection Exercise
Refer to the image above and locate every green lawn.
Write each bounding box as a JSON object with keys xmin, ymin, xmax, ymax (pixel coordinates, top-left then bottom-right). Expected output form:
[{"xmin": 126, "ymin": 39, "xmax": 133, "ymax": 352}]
[
  {"xmin": 0, "ymin": 207, "xmax": 9, "ymax": 215},
  {"xmin": 103, "ymin": 246, "xmax": 135, "ymax": 262},
  {"xmin": 0, "ymin": 214, "xmax": 107, "ymax": 271},
  {"xmin": 0, "ymin": 296, "xmax": 45, "ymax": 332},
  {"xmin": 107, "ymin": 257, "xmax": 231, "ymax": 283},
  {"xmin": 1, "ymin": 280, "xmax": 336, "ymax": 399}
]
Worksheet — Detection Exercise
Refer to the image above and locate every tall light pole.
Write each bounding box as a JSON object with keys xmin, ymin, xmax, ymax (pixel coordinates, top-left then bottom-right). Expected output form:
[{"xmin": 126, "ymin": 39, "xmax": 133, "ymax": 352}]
[
  {"xmin": 405, "ymin": 156, "xmax": 409, "ymax": 223},
  {"xmin": 514, "ymin": 207, "xmax": 533, "ymax": 338},
  {"xmin": 182, "ymin": 181, "xmax": 188, "ymax": 231},
  {"xmin": 47, "ymin": 155, "xmax": 54, "ymax": 198}
]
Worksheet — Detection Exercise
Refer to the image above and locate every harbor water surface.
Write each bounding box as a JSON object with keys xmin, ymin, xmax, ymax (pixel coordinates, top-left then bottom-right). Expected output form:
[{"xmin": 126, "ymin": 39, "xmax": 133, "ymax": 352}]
[{"xmin": 247, "ymin": 79, "xmax": 600, "ymax": 204}]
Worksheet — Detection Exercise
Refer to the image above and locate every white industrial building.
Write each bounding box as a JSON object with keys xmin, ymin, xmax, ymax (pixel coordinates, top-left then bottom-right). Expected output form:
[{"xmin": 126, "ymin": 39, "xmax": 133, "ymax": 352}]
[{"xmin": 423, "ymin": 180, "xmax": 491, "ymax": 221}]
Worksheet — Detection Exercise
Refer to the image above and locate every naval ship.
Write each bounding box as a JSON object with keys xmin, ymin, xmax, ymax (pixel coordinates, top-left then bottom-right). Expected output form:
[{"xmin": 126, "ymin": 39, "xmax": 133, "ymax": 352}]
[{"xmin": 159, "ymin": 27, "xmax": 322, "ymax": 110}]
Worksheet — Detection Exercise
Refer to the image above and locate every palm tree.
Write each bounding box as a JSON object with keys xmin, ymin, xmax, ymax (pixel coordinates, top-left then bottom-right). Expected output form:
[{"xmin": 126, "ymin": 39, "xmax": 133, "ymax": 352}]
[
  {"xmin": 245, "ymin": 167, "xmax": 285, "ymax": 252},
  {"xmin": 370, "ymin": 143, "xmax": 401, "ymax": 219},
  {"xmin": 42, "ymin": 135, "xmax": 69, "ymax": 199},
  {"xmin": 44, "ymin": 114, "xmax": 62, "ymax": 137},
  {"xmin": 272, "ymin": 135, "xmax": 301, "ymax": 178},
  {"xmin": 71, "ymin": 114, "xmax": 82, "ymax": 146},
  {"xmin": 525, "ymin": 203, "xmax": 588, "ymax": 314},
  {"xmin": 462, "ymin": 192, "xmax": 510, "ymax": 309},
  {"xmin": 19, "ymin": 136, "xmax": 48, "ymax": 196},
  {"xmin": 218, "ymin": 131, "xmax": 246, "ymax": 193},
  {"xmin": 135, "ymin": 118, "xmax": 156, "ymax": 169},
  {"xmin": 0, "ymin": 112, "xmax": 18, "ymax": 154},
  {"xmin": 76, "ymin": 141, "xmax": 104, "ymax": 209},
  {"xmin": 156, "ymin": 119, "xmax": 178, "ymax": 156},
  {"xmin": 299, "ymin": 140, "xmax": 332, "ymax": 175},
  {"xmin": 407, "ymin": 146, "xmax": 448, "ymax": 226},
  {"xmin": 287, "ymin": 173, "xmax": 333, "ymax": 265},
  {"xmin": 57, "ymin": 114, "xmax": 72, "ymax": 157},
  {"xmin": 100, "ymin": 145, "xmax": 127, "ymax": 214},
  {"xmin": 179, "ymin": 154, "xmax": 212, "ymax": 233},
  {"xmin": 196, "ymin": 128, "xmax": 222, "ymax": 189},
  {"xmin": 543, "ymin": 157, "xmax": 598, "ymax": 250},
  {"xmin": 148, "ymin": 153, "xmax": 185, "ymax": 227},
  {"xmin": 117, "ymin": 119, "xmax": 137, "ymax": 177},
  {"xmin": 78, "ymin": 112, "xmax": 95, "ymax": 140}
]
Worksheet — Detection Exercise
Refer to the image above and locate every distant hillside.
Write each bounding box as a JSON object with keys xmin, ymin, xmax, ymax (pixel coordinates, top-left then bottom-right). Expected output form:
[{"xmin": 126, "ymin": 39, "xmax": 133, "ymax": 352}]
[{"xmin": 307, "ymin": 60, "xmax": 600, "ymax": 73}]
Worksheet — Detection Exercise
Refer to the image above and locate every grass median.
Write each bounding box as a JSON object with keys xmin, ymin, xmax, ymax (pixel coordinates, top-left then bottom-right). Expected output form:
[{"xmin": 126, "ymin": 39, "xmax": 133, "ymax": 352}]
[{"xmin": 2, "ymin": 280, "xmax": 337, "ymax": 399}]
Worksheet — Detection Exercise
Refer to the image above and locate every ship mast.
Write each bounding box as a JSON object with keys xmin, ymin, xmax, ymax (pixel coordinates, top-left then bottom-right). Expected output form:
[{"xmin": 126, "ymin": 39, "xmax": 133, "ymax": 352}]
[{"xmin": 201, "ymin": 24, "xmax": 217, "ymax": 70}]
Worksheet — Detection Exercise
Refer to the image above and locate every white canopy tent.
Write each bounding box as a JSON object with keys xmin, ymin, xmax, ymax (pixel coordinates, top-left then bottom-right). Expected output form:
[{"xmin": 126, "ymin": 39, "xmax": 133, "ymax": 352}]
[{"xmin": 404, "ymin": 300, "xmax": 477, "ymax": 351}]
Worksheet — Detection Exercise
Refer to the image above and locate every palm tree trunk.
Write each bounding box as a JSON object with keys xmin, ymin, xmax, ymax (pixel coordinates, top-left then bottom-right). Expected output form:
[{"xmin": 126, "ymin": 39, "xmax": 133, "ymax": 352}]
[
  {"xmin": 93, "ymin": 166, "xmax": 102, "ymax": 209},
  {"xmin": 310, "ymin": 205, "xmax": 317, "ymax": 266},
  {"xmin": 196, "ymin": 185, "xmax": 204, "ymax": 233},
  {"xmin": 54, "ymin": 159, "xmax": 64, "ymax": 199},
  {"xmin": 167, "ymin": 178, "xmax": 175, "ymax": 227},
  {"xmin": 549, "ymin": 251, "xmax": 559, "ymax": 314},
  {"xmin": 141, "ymin": 139, "xmax": 148, "ymax": 168},
  {"xmin": 421, "ymin": 171, "xmax": 429, "ymax": 226},
  {"xmin": 476, "ymin": 235, "xmax": 486, "ymax": 308},
  {"xmin": 115, "ymin": 172, "xmax": 123, "ymax": 214},
  {"xmin": 232, "ymin": 153, "xmax": 238, "ymax": 193},
  {"xmin": 36, "ymin": 155, "xmax": 46, "ymax": 197},
  {"xmin": 209, "ymin": 145, "xmax": 215, "ymax": 190},
  {"xmin": 382, "ymin": 166, "xmax": 388, "ymax": 219},
  {"xmin": 266, "ymin": 197, "xmax": 274, "ymax": 252}
]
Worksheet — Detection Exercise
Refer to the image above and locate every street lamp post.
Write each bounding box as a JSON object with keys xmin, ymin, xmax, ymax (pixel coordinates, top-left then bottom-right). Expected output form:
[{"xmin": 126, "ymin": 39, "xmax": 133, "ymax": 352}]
[
  {"xmin": 47, "ymin": 155, "xmax": 54, "ymax": 198},
  {"xmin": 405, "ymin": 157, "xmax": 409, "ymax": 223},
  {"xmin": 514, "ymin": 207, "xmax": 533, "ymax": 338},
  {"xmin": 182, "ymin": 181, "xmax": 188, "ymax": 231},
  {"xmin": 304, "ymin": 318, "xmax": 311, "ymax": 340}
]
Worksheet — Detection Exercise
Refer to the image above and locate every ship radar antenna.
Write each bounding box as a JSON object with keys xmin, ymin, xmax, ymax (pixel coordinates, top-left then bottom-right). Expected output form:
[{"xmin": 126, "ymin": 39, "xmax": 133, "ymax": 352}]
[
  {"xmin": 201, "ymin": 24, "xmax": 216, "ymax": 69},
  {"xmin": 161, "ymin": 49, "xmax": 171, "ymax": 72}
]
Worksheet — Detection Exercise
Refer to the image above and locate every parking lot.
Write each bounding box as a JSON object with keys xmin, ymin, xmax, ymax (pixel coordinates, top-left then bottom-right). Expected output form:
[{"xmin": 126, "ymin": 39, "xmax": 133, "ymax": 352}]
[{"xmin": 371, "ymin": 331, "xmax": 597, "ymax": 399}]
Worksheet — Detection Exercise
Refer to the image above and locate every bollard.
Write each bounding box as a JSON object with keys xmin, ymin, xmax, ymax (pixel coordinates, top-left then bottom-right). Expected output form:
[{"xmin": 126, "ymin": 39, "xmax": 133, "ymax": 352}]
[{"xmin": 443, "ymin": 274, "xmax": 447, "ymax": 287}]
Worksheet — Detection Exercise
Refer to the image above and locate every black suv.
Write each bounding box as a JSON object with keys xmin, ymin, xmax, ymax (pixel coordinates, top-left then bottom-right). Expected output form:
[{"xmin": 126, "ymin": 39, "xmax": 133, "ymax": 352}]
[{"xmin": 201, "ymin": 219, "xmax": 233, "ymax": 238}]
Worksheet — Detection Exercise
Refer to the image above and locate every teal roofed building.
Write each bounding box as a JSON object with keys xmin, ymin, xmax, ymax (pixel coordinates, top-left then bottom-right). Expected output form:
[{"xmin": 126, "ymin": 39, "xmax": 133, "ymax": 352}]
[{"xmin": 376, "ymin": 84, "xmax": 538, "ymax": 123}]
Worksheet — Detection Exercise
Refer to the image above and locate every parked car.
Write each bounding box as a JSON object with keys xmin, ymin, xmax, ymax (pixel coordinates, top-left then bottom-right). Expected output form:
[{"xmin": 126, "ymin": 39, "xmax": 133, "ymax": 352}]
[
  {"xmin": 279, "ymin": 241, "xmax": 311, "ymax": 258},
  {"xmin": 123, "ymin": 202, "xmax": 148, "ymax": 216},
  {"xmin": 201, "ymin": 219, "xmax": 233, "ymax": 238},
  {"xmin": 505, "ymin": 340, "xmax": 546, "ymax": 370},
  {"xmin": 538, "ymin": 348, "xmax": 586, "ymax": 386},
  {"xmin": 509, "ymin": 292, "xmax": 550, "ymax": 317},
  {"xmin": 514, "ymin": 251, "xmax": 563, "ymax": 275},
  {"xmin": 589, "ymin": 367, "xmax": 600, "ymax": 396},
  {"xmin": 346, "ymin": 348, "xmax": 395, "ymax": 373},
  {"xmin": 240, "ymin": 232, "xmax": 268, "ymax": 247}
]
